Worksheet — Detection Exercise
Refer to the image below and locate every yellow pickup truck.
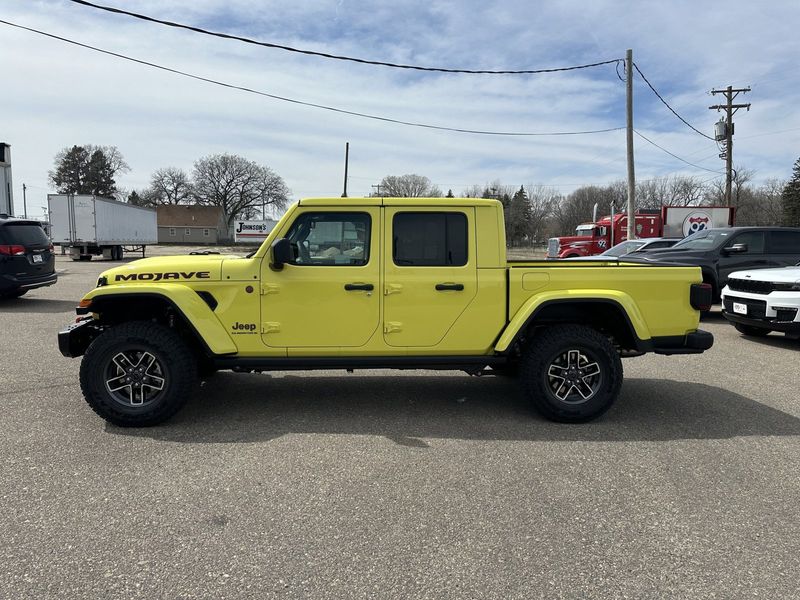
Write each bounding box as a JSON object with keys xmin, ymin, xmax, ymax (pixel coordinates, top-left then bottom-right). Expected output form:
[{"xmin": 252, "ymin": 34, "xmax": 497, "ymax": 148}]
[{"xmin": 59, "ymin": 197, "xmax": 713, "ymax": 426}]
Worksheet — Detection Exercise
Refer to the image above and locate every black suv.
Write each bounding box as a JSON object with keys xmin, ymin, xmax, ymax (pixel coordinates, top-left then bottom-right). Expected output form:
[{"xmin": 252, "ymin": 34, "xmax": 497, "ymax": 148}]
[
  {"xmin": 642, "ymin": 227, "xmax": 800, "ymax": 301},
  {"xmin": 0, "ymin": 215, "xmax": 57, "ymax": 299}
]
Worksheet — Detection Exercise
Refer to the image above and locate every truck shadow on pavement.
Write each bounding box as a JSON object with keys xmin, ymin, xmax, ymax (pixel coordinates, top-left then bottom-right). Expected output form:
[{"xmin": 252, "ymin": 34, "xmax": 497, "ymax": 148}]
[
  {"xmin": 108, "ymin": 374, "xmax": 800, "ymax": 445},
  {"xmin": 0, "ymin": 298, "xmax": 77, "ymax": 313}
]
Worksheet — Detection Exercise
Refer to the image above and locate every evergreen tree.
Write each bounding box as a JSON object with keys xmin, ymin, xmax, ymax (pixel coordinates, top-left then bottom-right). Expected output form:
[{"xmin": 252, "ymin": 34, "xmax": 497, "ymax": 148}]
[
  {"xmin": 508, "ymin": 186, "xmax": 532, "ymax": 245},
  {"xmin": 446, "ymin": 189, "xmax": 454, "ymax": 198},
  {"xmin": 782, "ymin": 157, "xmax": 800, "ymax": 226},
  {"xmin": 50, "ymin": 145, "xmax": 89, "ymax": 194},
  {"xmin": 49, "ymin": 145, "xmax": 129, "ymax": 197},
  {"xmin": 86, "ymin": 150, "xmax": 117, "ymax": 197}
]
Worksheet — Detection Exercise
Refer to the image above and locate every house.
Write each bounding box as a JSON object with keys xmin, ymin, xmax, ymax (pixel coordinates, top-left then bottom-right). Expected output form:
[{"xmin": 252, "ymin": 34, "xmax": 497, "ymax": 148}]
[{"xmin": 156, "ymin": 205, "xmax": 228, "ymax": 244}]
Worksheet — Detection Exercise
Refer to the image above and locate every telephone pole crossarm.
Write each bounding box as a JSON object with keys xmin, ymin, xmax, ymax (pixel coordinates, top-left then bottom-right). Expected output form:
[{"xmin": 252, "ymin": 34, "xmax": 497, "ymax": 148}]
[{"xmin": 709, "ymin": 85, "xmax": 751, "ymax": 204}]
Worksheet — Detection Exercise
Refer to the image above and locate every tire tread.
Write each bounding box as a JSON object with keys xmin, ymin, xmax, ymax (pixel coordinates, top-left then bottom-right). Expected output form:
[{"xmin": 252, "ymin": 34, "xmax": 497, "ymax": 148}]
[{"xmin": 79, "ymin": 321, "xmax": 197, "ymax": 426}]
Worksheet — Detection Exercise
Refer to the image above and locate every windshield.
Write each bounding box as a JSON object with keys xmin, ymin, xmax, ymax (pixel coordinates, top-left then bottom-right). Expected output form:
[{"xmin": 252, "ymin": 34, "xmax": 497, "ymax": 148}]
[
  {"xmin": 600, "ymin": 240, "xmax": 645, "ymax": 257},
  {"xmin": 575, "ymin": 225, "xmax": 595, "ymax": 236},
  {"xmin": 671, "ymin": 229, "xmax": 732, "ymax": 250}
]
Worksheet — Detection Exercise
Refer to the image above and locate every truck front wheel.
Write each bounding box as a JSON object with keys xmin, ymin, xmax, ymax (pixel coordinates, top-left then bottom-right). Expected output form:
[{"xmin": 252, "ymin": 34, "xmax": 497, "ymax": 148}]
[
  {"xmin": 521, "ymin": 324, "xmax": 622, "ymax": 423},
  {"xmin": 79, "ymin": 321, "xmax": 197, "ymax": 427}
]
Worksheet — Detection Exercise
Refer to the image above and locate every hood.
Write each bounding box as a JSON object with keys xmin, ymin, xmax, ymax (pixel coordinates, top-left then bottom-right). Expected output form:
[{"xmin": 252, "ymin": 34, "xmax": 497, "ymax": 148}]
[
  {"xmin": 555, "ymin": 235, "xmax": 593, "ymax": 247},
  {"xmin": 98, "ymin": 254, "xmax": 236, "ymax": 285},
  {"xmin": 728, "ymin": 266, "xmax": 800, "ymax": 284},
  {"xmin": 640, "ymin": 249, "xmax": 710, "ymax": 263}
]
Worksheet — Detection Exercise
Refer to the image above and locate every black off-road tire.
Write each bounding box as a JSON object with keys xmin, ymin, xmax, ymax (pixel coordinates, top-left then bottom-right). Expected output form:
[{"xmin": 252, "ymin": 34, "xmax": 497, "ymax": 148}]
[
  {"xmin": 79, "ymin": 321, "xmax": 197, "ymax": 427},
  {"xmin": 520, "ymin": 324, "xmax": 623, "ymax": 423},
  {"xmin": 733, "ymin": 322, "xmax": 770, "ymax": 337}
]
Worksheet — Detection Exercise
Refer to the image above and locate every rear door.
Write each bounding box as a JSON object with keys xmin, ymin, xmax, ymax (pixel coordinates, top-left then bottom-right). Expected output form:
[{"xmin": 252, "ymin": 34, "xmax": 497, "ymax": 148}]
[
  {"xmin": 72, "ymin": 196, "xmax": 97, "ymax": 243},
  {"xmin": 47, "ymin": 195, "xmax": 73, "ymax": 244},
  {"xmin": 383, "ymin": 207, "xmax": 477, "ymax": 347}
]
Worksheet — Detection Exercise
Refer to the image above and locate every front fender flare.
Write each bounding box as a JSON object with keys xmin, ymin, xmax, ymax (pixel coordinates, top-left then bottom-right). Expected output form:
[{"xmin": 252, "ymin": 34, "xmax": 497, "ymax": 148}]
[{"xmin": 82, "ymin": 284, "xmax": 238, "ymax": 355}]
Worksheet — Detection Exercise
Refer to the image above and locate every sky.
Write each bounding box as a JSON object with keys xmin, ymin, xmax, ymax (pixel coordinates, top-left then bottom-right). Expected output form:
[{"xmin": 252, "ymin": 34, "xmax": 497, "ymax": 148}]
[{"xmin": 2, "ymin": 0, "xmax": 800, "ymax": 220}]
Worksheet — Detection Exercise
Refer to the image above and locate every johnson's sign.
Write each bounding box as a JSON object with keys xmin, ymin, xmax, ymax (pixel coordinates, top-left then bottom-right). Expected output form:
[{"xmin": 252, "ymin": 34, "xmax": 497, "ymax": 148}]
[{"xmin": 234, "ymin": 220, "xmax": 277, "ymax": 244}]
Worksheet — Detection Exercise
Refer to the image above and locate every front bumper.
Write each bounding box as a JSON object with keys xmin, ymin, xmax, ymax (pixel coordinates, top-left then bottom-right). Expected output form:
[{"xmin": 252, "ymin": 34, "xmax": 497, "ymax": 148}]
[
  {"xmin": 722, "ymin": 312, "xmax": 800, "ymax": 334},
  {"xmin": 58, "ymin": 318, "xmax": 103, "ymax": 358},
  {"xmin": 721, "ymin": 289, "xmax": 800, "ymax": 333}
]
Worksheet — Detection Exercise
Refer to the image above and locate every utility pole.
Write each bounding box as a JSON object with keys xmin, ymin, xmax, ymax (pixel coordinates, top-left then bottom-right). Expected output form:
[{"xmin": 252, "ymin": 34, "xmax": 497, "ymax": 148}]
[
  {"xmin": 709, "ymin": 86, "xmax": 750, "ymax": 204},
  {"xmin": 23, "ymin": 182, "xmax": 28, "ymax": 218},
  {"xmin": 341, "ymin": 142, "xmax": 350, "ymax": 198},
  {"xmin": 625, "ymin": 48, "xmax": 636, "ymax": 241}
]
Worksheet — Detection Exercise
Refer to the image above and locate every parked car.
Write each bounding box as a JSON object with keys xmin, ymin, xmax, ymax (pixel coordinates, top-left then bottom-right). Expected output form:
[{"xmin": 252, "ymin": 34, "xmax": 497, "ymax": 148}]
[
  {"xmin": 721, "ymin": 263, "xmax": 800, "ymax": 337},
  {"xmin": 0, "ymin": 215, "xmax": 57, "ymax": 299},
  {"xmin": 565, "ymin": 238, "xmax": 681, "ymax": 260},
  {"xmin": 642, "ymin": 227, "xmax": 800, "ymax": 300}
]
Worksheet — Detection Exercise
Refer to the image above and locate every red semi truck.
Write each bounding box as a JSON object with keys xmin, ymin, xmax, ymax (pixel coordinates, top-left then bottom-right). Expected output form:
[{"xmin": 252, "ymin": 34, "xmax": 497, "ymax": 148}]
[{"xmin": 547, "ymin": 206, "xmax": 735, "ymax": 259}]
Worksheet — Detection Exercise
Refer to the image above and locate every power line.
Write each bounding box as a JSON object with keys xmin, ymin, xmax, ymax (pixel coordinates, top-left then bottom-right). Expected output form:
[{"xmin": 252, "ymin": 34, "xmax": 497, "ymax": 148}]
[
  {"xmin": 0, "ymin": 19, "xmax": 625, "ymax": 138},
  {"xmin": 634, "ymin": 130, "xmax": 723, "ymax": 173},
  {"xmin": 632, "ymin": 62, "xmax": 714, "ymax": 141},
  {"xmin": 66, "ymin": 0, "xmax": 623, "ymax": 75}
]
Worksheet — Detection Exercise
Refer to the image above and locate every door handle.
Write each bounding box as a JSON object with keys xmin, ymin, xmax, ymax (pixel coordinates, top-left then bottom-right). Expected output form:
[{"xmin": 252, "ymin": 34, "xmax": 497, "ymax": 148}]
[
  {"xmin": 344, "ymin": 283, "xmax": 374, "ymax": 291},
  {"xmin": 435, "ymin": 283, "xmax": 464, "ymax": 291}
]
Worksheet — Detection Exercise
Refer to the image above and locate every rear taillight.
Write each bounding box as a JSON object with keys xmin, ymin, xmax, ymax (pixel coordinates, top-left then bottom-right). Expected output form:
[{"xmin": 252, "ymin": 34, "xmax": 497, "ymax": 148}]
[
  {"xmin": 690, "ymin": 283, "xmax": 713, "ymax": 311},
  {"xmin": 0, "ymin": 244, "xmax": 26, "ymax": 256}
]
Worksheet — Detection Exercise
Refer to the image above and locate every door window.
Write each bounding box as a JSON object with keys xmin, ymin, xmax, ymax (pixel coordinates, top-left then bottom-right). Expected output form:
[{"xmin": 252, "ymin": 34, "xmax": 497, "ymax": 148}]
[
  {"xmin": 285, "ymin": 212, "xmax": 370, "ymax": 266},
  {"xmin": 729, "ymin": 231, "xmax": 765, "ymax": 253},
  {"xmin": 768, "ymin": 230, "xmax": 800, "ymax": 253},
  {"xmin": 393, "ymin": 212, "xmax": 467, "ymax": 266}
]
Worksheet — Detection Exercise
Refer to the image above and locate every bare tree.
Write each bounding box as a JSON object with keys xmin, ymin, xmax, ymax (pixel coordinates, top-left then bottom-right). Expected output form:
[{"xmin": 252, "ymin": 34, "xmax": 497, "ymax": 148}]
[
  {"xmin": 525, "ymin": 184, "xmax": 560, "ymax": 245},
  {"xmin": 754, "ymin": 178, "xmax": 786, "ymax": 225},
  {"xmin": 636, "ymin": 175, "xmax": 705, "ymax": 209},
  {"xmin": 192, "ymin": 154, "xmax": 290, "ymax": 227},
  {"xmin": 376, "ymin": 174, "xmax": 442, "ymax": 197},
  {"xmin": 553, "ymin": 186, "xmax": 605, "ymax": 235},
  {"xmin": 147, "ymin": 167, "xmax": 193, "ymax": 205}
]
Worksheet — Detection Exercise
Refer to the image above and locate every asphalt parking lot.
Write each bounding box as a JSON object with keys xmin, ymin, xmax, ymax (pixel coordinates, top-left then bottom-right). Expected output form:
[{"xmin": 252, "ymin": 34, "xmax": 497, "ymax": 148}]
[{"xmin": 1, "ymin": 252, "xmax": 799, "ymax": 599}]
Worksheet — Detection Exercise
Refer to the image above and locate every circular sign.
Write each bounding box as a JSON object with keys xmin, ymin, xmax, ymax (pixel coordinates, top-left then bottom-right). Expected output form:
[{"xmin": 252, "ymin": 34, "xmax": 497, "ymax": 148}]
[{"xmin": 682, "ymin": 211, "xmax": 712, "ymax": 236}]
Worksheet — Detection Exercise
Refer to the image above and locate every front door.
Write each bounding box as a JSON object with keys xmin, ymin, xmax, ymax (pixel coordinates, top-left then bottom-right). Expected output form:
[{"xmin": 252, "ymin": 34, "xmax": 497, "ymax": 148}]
[
  {"xmin": 383, "ymin": 207, "xmax": 477, "ymax": 347},
  {"xmin": 261, "ymin": 208, "xmax": 380, "ymax": 348},
  {"xmin": 718, "ymin": 230, "xmax": 768, "ymax": 284}
]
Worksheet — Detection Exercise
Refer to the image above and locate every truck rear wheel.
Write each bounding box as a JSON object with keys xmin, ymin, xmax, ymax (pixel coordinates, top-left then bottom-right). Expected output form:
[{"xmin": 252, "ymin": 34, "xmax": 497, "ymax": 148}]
[
  {"xmin": 520, "ymin": 324, "xmax": 622, "ymax": 423},
  {"xmin": 79, "ymin": 321, "xmax": 197, "ymax": 427}
]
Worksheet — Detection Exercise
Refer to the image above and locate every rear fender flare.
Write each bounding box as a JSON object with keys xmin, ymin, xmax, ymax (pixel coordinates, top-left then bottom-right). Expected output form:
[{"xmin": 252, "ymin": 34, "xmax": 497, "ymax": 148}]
[{"xmin": 494, "ymin": 291, "xmax": 651, "ymax": 353}]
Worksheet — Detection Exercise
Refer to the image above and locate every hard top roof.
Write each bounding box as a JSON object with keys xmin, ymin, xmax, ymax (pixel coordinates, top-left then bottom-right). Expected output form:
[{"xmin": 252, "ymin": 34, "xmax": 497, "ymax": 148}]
[{"xmin": 298, "ymin": 197, "xmax": 501, "ymax": 208}]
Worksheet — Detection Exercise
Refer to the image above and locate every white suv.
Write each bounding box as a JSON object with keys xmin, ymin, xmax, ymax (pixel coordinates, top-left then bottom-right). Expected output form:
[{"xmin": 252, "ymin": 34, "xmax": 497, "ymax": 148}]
[{"xmin": 721, "ymin": 264, "xmax": 800, "ymax": 337}]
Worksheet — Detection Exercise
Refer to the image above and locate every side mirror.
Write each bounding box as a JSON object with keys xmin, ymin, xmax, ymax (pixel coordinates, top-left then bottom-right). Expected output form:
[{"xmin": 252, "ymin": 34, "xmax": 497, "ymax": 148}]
[
  {"xmin": 271, "ymin": 238, "xmax": 293, "ymax": 270},
  {"xmin": 723, "ymin": 243, "xmax": 748, "ymax": 255}
]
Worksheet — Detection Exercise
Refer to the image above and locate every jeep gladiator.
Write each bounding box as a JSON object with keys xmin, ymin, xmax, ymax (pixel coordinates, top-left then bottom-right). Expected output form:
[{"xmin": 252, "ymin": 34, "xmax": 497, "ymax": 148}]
[{"xmin": 59, "ymin": 197, "xmax": 713, "ymax": 426}]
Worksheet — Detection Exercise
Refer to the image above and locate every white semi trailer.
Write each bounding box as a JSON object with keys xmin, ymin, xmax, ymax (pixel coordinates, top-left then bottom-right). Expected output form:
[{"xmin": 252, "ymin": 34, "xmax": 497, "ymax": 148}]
[{"xmin": 47, "ymin": 194, "xmax": 157, "ymax": 261}]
